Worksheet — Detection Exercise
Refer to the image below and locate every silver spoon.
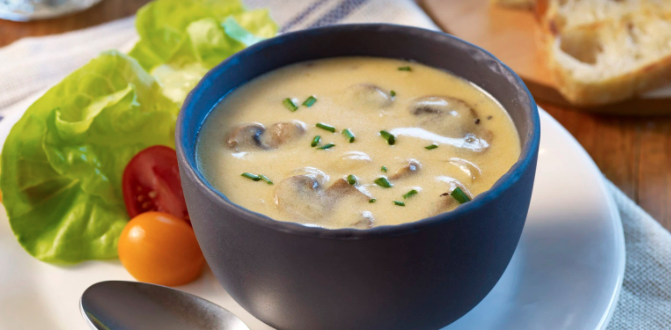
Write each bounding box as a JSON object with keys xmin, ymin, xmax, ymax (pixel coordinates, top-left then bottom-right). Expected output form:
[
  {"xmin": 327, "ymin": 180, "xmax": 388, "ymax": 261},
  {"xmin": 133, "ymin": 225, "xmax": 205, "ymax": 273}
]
[{"xmin": 80, "ymin": 281, "xmax": 250, "ymax": 330}]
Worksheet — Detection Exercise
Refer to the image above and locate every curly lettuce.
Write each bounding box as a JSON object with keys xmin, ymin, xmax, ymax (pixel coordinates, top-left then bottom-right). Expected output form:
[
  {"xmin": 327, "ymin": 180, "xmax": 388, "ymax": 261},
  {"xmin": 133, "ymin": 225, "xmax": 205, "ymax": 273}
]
[
  {"xmin": 1, "ymin": 51, "xmax": 179, "ymax": 263},
  {"xmin": 130, "ymin": 0, "xmax": 277, "ymax": 103},
  {"xmin": 1, "ymin": 0, "xmax": 277, "ymax": 264}
]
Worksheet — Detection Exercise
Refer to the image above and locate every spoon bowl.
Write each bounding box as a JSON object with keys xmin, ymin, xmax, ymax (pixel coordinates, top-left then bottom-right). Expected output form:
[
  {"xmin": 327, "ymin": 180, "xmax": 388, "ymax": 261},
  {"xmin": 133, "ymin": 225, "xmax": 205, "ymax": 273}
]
[{"xmin": 80, "ymin": 281, "xmax": 249, "ymax": 330}]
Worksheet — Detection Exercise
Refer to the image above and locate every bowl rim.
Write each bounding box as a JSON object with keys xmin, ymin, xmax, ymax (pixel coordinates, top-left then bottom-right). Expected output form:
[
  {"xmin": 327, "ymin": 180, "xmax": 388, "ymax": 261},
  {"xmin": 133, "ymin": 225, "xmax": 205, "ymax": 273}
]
[{"xmin": 176, "ymin": 23, "xmax": 540, "ymax": 239}]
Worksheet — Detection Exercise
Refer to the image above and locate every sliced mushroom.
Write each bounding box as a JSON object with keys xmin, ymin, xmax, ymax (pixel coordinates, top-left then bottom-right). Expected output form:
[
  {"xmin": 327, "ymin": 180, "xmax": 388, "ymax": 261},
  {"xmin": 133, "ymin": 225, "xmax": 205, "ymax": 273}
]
[
  {"xmin": 275, "ymin": 175, "xmax": 331, "ymax": 222},
  {"xmin": 225, "ymin": 123, "xmax": 266, "ymax": 151},
  {"xmin": 260, "ymin": 121, "xmax": 306, "ymax": 148},
  {"xmin": 460, "ymin": 133, "xmax": 490, "ymax": 153},
  {"xmin": 437, "ymin": 177, "xmax": 474, "ymax": 197},
  {"xmin": 292, "ymin": 167, "xmax": 329, "ymax": 186},
  {"xmin": 225, "ymin": 121, "xmax": 306, "ymax": 151},
  {"xmin": 329, "ymin": 151, "xmax": 372, "ymax": 172},
  {"xmin": 435, "ymin": 177, "xmax": 474, "ymax": 212},
  {"xmin": 437, "ymin": 193, "xmax": 457, "ymax": 211},
  {"xmin": 345, "ymin": 83, "xmax": 392, "ymax": 108},
  {"xmin": 326, "ymin": 178, "xmax": 371, "ymax": 201},
  {"xmin": 275, "ymin": 173, "xmax": 370, "ymax": 223},
  {"xmin": 352, "ymin": 211, "xmax": 375, "ymax": 229},
  {"xmin": 410, "ymin": 95, "xmax": 474, "ymax": 116},
  {"xmin": 447, "ymin": 158, "xmax": 482, "ymax": 182},
  {"xmin": 389, "ymin": 159, "xmax": 422, "ymax": 180},
  {"xmin": 409, "ymin": 96, "xmax": 479, "ymax": 135},
  {"xmin": 410, "ymin": 96, "xmax": 494, "ymax": 151}
]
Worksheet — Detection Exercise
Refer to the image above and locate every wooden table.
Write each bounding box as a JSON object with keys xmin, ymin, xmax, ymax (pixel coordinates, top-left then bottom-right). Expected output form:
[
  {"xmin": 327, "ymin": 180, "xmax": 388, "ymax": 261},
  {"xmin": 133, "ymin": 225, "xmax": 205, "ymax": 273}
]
[
  {"xmin": 0, "ymin": 0, "xmax": 149, "ymax": 43},
  {"xmin": 416, "ymin": 0, "xmax": 671, "ymax": 230},
  {"xmin": 1, "ymin": 0, "xmax": 669, "ymax": 229}
]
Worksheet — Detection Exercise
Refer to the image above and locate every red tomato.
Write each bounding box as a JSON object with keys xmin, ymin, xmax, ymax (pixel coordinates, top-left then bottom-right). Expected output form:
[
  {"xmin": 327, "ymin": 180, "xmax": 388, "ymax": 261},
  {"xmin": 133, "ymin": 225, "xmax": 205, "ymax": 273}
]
[
  {"xmin": 122, "ymin": 146, "xmax": 189, "ymax": 222},
  {"xmin": 118, "ymin": 212, "xmax": 204, "ymax": 286}
]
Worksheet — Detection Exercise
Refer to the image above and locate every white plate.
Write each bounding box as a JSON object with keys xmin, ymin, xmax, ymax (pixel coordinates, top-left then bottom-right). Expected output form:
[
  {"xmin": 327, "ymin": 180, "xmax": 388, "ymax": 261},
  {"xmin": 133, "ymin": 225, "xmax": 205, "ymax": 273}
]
[{"xmin": 0, "ymin": 108, "xmax": 624, "ymax": 330}]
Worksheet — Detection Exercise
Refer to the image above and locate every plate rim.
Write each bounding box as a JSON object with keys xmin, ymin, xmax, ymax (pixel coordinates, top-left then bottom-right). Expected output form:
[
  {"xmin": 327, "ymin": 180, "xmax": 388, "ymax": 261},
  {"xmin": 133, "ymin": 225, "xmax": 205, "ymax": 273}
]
[{"xmin": 539, "ymin": 110, "xmax": 625, "ymax": 330}]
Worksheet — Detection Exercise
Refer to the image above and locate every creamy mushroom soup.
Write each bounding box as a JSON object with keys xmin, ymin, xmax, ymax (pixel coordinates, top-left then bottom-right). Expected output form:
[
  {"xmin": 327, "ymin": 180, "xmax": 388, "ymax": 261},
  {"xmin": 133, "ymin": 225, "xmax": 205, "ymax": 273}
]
[{"xmin": 197, "ymin": 57, "xmax": 521, "ymax": 229}]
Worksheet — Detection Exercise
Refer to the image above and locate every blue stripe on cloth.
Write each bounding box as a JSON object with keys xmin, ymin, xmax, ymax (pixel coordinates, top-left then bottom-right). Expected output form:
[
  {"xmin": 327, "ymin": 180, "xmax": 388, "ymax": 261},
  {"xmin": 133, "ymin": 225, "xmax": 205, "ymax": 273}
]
[
  {"xmin": 280, "ymin": 0, "xmax": 333, "ymax": 32},
  {"xmin": 307, "ymin": 0, "xmax": 370, "ymax": 28}
]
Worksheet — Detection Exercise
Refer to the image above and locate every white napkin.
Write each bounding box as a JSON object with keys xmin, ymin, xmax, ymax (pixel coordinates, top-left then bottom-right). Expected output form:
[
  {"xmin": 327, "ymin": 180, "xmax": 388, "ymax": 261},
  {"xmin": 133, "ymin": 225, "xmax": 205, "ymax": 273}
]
[
  {"xmin": 0, "ymin": 16, "xmax": 136, "ymax": 111},
  {"xmin": 0, "ymin": 0, "xmax": 669, "ymax": 329}
]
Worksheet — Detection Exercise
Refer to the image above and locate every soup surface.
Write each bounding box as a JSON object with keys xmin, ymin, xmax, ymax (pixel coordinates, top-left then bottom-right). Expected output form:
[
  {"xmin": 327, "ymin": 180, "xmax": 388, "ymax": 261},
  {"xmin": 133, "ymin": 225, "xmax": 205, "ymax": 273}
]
[{"xmin": 197, "ymin": 57, "xmax": 520, "ymax": 229}]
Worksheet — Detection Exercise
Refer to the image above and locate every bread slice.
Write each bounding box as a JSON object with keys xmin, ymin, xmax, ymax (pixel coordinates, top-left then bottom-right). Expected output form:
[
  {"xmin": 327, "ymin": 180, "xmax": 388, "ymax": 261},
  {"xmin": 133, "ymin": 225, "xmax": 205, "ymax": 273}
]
[{"xmin": 542, "ymin": 0, "xmax": 671, "ymax": 106}]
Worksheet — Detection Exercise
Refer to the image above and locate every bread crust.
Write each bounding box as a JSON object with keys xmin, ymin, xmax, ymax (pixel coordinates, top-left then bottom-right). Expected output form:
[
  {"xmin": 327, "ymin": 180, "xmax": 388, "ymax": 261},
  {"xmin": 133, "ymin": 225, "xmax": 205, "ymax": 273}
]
[
  {"xmin": 552, "ymin": 50, "xmax": 671, "ymax": 106},
  {"xmin": 492, "ymin": 0, "xmax": 536, "ymax": 9},
  {"xmin": 540, "ymin": 1, "xmax": 671, "ymax": 106}
]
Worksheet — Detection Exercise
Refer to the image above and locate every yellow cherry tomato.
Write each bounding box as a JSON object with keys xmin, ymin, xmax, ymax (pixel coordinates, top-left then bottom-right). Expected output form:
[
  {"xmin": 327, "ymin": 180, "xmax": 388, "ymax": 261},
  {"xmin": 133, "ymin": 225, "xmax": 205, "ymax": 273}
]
[{"xmin": 118, "ymin": 212, "xmax": 205, "ymax": 286}]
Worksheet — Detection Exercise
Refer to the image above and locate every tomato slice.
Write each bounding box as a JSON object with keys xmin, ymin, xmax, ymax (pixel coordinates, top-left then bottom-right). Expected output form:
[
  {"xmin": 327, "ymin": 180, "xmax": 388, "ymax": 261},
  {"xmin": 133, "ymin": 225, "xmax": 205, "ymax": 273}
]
[{"xmin": 122, "ymin": 146, "xmax": 189, "ymax": 223}]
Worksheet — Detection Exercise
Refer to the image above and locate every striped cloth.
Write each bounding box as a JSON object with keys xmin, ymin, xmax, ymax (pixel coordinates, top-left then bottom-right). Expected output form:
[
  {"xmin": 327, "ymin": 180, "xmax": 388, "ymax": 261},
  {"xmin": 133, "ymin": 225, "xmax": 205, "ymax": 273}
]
[
  {"xmin": 0, "ymin": 0, "xmax": 436, "ymax": 113},
  {"xmin": 0, "ymin": 0, "xmax": 669, "ymax": 329}
]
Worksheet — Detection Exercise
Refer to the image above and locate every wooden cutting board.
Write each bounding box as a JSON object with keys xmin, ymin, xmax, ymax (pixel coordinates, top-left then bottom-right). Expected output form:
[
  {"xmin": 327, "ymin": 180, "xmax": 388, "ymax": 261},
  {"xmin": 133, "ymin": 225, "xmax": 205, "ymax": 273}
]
[{"xmin": 418, "ymin": 0, "xmax": 671, "ymax": 115}]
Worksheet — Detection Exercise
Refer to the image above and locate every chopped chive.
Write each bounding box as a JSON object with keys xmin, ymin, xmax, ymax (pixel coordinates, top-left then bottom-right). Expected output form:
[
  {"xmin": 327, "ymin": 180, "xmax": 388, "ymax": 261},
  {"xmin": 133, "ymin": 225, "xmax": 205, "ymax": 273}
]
[
  {"xmin": 241, "ymin": 172, "xmax": 261, "ymax": 181},
  {"xmin": 311, "ymin": 135, "xmax": 321, "ymax": 147},
  {"xmin": 317, "ymin": 143, "xmax": 335, "ymax": 150},
  {"xmin": 379, "ymin": 130, "xmax": 396, "ymax": 145},
  {"xmin": 316, "ymin": 122, "xmax": 336, "ymax": 132},
  {"xmin": 258, "ymin": 174, "xmax": 274, "ymax": 185},
  {"xmin": 381, "ymin": 166, "xmax": 387, "ymax": 173},
  {"xmin": 369, "ymin": 198, "xmax": 377, "ymax": 203},
  {"xmin": 398, "ymin": 66, "xmax": 412, "ymax": 71},
  {"xmin": 403, "ymin": 189, "xmax": 418, "ymax": 199},
  {"xmin": 374, "ymin": 177, "xmax": 393, "ymax": 188},
  {"xmin": 425, "ymin": 144, "xmax": 438, "ymax": 150},
  {"xmin": 302, "ymin": 96, "xmax": 317, "ymax": 107},
  {"xmin": 394, "ymin": 201, "xmax": 405, "ymax": 206},
  {"xmin": 283, "ymin": 98, "xmax": 298, "ymax": 112},
  {"xmin": 342, "ymin": 128, "xmax": 356, "ymax": 143},
  {"xmin": 390, "ymin": 90, "xmax": 396, "ymax": 97},
  {"xmin": 451, "ymin": 187, "xmax": 472, "ymax": 204},
  {"xmin": 347, "ymin": 174, "xmax": 357, "ymax": 185}
]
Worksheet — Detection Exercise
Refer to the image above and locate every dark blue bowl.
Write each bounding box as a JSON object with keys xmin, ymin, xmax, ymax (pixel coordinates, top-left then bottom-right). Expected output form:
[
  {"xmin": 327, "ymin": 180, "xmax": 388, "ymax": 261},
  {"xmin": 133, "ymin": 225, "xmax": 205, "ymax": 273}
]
[{"xmin": 176, "ymin": 24, "xmax": 540, "ymax": 330}]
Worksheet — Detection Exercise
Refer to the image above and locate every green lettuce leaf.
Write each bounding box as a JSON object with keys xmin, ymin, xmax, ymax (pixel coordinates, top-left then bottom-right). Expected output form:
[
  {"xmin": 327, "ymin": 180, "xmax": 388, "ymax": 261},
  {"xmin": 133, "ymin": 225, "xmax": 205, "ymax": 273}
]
[
  {"xmin": 0, "ymin": 51, "xmax": 179, "ymax": 263},
  {"xmin": 129, "ymin": 0, "xmax": 277, "ymax": 103},
  {"xmin": 129, "ymin": 0, "xmax": 245, "ymax": 70},
  {"xmin": 1, "ymin": 0, "xmax": 277, "ymax": 264}
]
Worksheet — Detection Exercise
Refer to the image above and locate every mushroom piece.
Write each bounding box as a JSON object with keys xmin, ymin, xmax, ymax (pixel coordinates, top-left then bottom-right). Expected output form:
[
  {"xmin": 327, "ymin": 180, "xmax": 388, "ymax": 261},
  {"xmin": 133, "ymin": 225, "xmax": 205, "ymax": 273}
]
[
  {"xmin": 389, "ymin": 159, "xmax": 422, "ymax": 180},
  {"xmin": 460, "ymin": 132, "xmax": 491, "ymax": 153},
  {"xmin": 225, "ymin": 123, "xmax": 266, "ymax": 151},
  {"xmin": 275, "ymin": 174, "xmax": 370, "ymax": 223},
  {"xmin": 435, "ymin": 177, "xmax": 474, "ymax": 212},
  {"xmin": 292, "ymin": 167, "xmax": 330, "ymax": 186},
  {"xmin": 410, "ymin": 96, "xmax": 494, "ymax": 151},
  {"xmin": 326, "ymin": 178, "xmax": 371, "ymax": 201},
  {"xmin": 352, "ymin": 211, "xmax": 375, "ymax": 229},
  {"xmin": 437, "ymin": 192, "xmax": 458, "ymax": 211},
  {"xmin": 275, "ymin": 175, "xmax": 331, "ymax": 222},
  {"xmin": 410, "ymin": 95, "xmax": 475, "ymax": 117},
  {"xmin": 447, "ymin": 158, "xmax": 482, "ymax": 182},
  {"xmin": 225, "ymin": 121, "xmax": 307, "ymax": 151},
  {"xmin": 409, "ymin": 96, "xmax": 479, "ymax": 134},
  {"xmin": 345, "ymin": 83, "xmax": 392, "ymax": 108},
  {"xmin": 260, "ymin": 121, "xmax": 306, "ymax": 148},
  {"xmin": 329, "ymin": 151, "xmax": 372, "ymax": 172}
]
